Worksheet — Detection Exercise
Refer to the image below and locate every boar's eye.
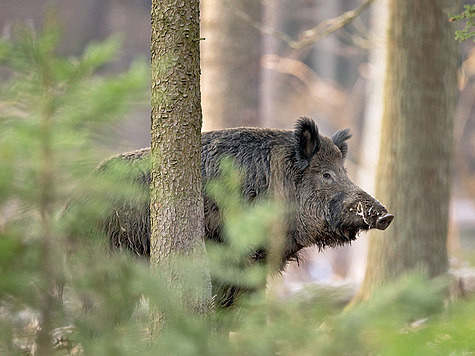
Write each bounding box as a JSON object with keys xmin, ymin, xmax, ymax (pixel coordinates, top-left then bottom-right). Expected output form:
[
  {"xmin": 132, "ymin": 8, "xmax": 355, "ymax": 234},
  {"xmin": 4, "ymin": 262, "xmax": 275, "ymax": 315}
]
[{"xmin": 322, "ymin": 172, "xmax": 333, "ymax": 183}]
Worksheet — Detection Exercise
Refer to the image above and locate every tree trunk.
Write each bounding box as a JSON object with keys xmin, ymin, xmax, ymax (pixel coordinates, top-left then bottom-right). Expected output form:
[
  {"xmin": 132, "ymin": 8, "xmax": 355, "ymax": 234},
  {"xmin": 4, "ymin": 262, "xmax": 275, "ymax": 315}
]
[
  {"xmin": 349, "ymin": 0, "xmax": 389, "ymax": 284},
  {"xmin": 353, "ymin": 0, "xmax": 459, "ymax": 302},
  {"xmin": 150, "ymin": 0, "xmax": 211, "ymax": 334},
  {"xmin": 201, "ymin": 0, "xmax": 261, "ymax": 130}
]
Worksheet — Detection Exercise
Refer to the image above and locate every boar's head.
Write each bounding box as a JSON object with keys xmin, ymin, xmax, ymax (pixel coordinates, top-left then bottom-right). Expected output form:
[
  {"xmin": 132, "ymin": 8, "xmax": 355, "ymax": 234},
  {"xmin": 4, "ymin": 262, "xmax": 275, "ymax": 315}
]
[{"xmin": 291, "ymin": 118, "xmax": 393, "ymax": 250}]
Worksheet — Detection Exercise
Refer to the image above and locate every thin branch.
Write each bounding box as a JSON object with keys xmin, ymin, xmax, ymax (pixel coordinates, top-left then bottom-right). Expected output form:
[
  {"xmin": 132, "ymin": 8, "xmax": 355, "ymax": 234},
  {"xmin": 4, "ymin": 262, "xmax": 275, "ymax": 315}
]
[
  {"xmin": 294, "ymin": 0, "xmax": 377, "ymax": 49},
  {"xmin": 231, "ymin": 0, "xmax": 377, "ymax": 50},
  {"xmin": 230, "ymin": 3, "xmax": 296, "ymax": 48}
]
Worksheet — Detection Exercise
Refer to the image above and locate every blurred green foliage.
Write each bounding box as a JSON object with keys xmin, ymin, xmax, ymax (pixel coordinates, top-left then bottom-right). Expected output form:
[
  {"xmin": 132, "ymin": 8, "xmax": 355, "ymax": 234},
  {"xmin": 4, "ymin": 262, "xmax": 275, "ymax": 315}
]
[
  {"xmin": 0, "ymin": 19, "xmax": 474, "ymax": 356},
  {"xmin": 451, "ymin": 4, "xmax": 475, "ymax": 42},
  {"xmin": 206, "ymin": 158, "xmax": 284, "ymax": 296}
]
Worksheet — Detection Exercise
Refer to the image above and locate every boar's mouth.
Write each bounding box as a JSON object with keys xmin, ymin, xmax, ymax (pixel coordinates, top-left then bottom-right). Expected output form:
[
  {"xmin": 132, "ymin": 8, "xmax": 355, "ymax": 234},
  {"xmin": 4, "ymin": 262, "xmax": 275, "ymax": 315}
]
[
  {"xmin": 334, "ymin": 224, "xmax": 368, "ymax": 243},
  {"xmin": 314, "ymin": 220, "xmax": 370, "ymax": 248},
  {"xmin": 326, "ymin": 194, "xmax": 370, "ymax": 244},
  {"xmin": 340, "ymin": 228, "xmax": 358, "ymax": 241},
  {"xmin": 317, "ymin": 225, "xmax": 364, "ymax": 248},
  {"xmin": 329, "ymin": 213, "xmax": 394, "ymax": 244}
]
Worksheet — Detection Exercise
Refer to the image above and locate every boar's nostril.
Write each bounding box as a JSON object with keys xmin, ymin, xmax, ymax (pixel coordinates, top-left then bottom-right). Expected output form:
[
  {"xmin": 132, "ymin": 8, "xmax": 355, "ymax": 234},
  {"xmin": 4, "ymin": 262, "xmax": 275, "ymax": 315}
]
[{"xmin": 375, "ymin": 213, "xmax": 394, "ymax": 230}]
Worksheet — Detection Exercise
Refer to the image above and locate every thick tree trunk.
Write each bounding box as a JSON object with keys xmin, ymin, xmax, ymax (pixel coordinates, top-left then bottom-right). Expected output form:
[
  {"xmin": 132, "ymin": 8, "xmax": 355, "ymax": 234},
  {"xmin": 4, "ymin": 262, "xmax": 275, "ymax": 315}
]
[
  {"xmin": 353, "ymin": 0, "xmax": 459, "ymax": 302},
  {"xmin": 201, "ymin": 0, "xmax": 261, "ymax": 130},
  {"xmin": 150, "ymin": 0, "xmax": 211, "ymax": 333}
]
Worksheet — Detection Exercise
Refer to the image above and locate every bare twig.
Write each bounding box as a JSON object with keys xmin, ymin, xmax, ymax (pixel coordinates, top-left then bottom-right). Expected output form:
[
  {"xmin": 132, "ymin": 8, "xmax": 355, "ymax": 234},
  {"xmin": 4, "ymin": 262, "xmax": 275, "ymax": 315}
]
[
  {"xmin": 294, "ymin": 0, "xmax": 377, "ymax": 49},
  {"xmin": 230, "ymin": 3, "xmax": 297, "ymax": 48},
  {"xmin": 231, "ymin": 0, "xmax": 377, "ymax": 50}
]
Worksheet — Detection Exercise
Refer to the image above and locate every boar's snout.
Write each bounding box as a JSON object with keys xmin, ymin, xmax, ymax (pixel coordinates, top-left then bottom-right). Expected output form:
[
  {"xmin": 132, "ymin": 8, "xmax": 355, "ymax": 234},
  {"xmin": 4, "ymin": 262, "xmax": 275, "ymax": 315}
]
[
  {"xmin": 351, "ymin": 192, "xmax": 394, "ymax": 231},
  {"xmin": 375, "ymin": 213, "xmax": 394, "ymax": 230}
]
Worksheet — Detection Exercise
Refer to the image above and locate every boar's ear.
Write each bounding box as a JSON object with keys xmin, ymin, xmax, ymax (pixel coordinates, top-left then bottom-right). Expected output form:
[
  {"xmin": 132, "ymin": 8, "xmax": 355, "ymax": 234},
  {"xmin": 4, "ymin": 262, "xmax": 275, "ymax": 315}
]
[
  {"xmin": 331, "ymin": 129, "xmax": 352, "ymax": 159},
  {"xmin": 295, "ymin": 117, "xmax": 320, "ymax": 169}
]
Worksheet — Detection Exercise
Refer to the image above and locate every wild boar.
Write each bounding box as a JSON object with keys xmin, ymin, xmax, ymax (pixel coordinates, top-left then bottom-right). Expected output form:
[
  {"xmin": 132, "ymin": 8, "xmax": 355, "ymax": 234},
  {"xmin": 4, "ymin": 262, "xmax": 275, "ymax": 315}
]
[{"xmin": 101, "ymin": 118, "xmax": 393, "ymax": 306}]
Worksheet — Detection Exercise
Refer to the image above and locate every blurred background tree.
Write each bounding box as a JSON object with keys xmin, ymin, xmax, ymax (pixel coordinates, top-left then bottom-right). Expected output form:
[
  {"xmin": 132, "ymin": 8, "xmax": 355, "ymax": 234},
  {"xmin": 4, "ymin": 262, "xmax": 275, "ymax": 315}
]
[
  {"xmin": 352, "ymin": 0, "xmax": 459, "ymax": 304},
  {"xmin": 201, "ymin": 0, "xmax": 261, "ymax": 130}
]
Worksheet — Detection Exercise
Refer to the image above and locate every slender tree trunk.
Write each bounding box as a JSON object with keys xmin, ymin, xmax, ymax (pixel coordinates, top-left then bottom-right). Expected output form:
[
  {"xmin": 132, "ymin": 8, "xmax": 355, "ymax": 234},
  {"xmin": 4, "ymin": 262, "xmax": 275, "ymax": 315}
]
[
  {"xmin": 353, "ymin": 0, "xmax": 459, "ymax": 302},
  {"xmin": 349, "ymin": 0, "xmax": 389, "ymax": 283},
  {"xmin": 260, "ymin": 0, "xmax": 286, "ymax": 128},
  {"xmin": 201, "ymin": 0, "xmax": 261, "ymax": 130},
  {"xmin": 150, "ymin": 0, "xmax": 211, "ymax": 334}
]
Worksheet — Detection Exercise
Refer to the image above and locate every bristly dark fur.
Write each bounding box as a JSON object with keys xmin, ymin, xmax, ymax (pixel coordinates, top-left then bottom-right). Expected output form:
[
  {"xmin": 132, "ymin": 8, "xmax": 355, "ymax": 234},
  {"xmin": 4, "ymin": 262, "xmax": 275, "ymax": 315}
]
[
  {"xmin": 94, "ymin": 118, "xmax": 391, "ymax": 308},
  {"xmin": 331, "ymin": 129, "xmax": 352, "ymax": 159}
]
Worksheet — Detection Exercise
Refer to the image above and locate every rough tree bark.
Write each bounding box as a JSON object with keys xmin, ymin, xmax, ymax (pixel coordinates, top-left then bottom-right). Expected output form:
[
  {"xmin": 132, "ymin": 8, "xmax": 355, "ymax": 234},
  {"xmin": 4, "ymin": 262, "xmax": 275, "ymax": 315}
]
[
  {"xmin": 150, "ymin": 0, "xmax": 212, "ymax": 334},
  {"xmin": 201, "ymin": 0, "xmax": 261, "ymax": 130},
  {"xmin": 352, "ymin": 0, "xmax": 459, "ymax": 302}
]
